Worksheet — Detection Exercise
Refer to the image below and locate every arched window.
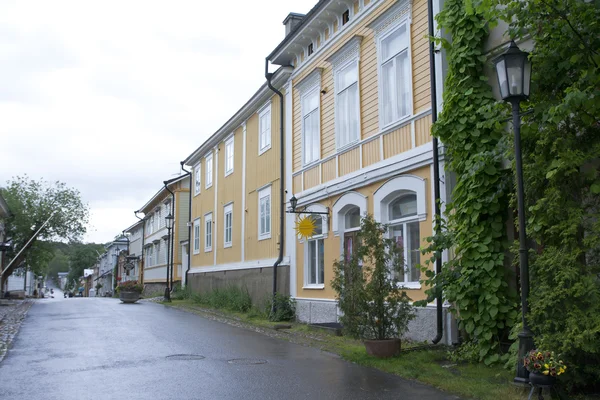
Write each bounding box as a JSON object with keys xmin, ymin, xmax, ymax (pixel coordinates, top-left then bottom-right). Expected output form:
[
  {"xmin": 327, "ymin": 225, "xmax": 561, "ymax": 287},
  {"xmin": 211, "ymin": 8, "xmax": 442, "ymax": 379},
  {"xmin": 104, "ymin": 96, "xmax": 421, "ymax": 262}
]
[
  {"xmin": 388, "ymin": 194, "xmax": 420, "ymax": 284},
  {"xmin": 343, "ymin": 206, "xmax": 361, "ymax": 261},
  {"xmin": 373, "ymin": 175, "xmax": 427, "ymax": 288}
]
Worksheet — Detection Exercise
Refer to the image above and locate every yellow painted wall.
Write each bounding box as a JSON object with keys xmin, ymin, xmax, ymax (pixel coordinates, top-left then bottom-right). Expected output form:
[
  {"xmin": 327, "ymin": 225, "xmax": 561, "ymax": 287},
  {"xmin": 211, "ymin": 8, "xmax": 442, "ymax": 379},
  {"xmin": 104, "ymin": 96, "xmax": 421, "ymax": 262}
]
[
  {"xmin": 216, "ymin": 125, "xmax": 244, "ymax": 265},
  {"xmin": 244, "ymin": 95, "xmax": 281, "ymax": 262},
  {"xmin": 295, "ymin": 164, "xmax": 433, "ymax": 302},
  {"xmin": 291, "ymin": 0, "xmax": 432, "ymax": 175},
  {"xmin": 190, "ymin": 149, "xmax": 216, "ymax": 268}
]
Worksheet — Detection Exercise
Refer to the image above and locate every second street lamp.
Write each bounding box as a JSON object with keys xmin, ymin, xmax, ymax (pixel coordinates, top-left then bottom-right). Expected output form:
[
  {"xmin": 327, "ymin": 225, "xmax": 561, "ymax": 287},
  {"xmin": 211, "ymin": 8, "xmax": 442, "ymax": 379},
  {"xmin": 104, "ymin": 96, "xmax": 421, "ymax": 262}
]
[
  {"xmin": 164, "ymin": 213, "xmax": 174, "ymax": 302},
  {"xmin": 493, "ymin": 40, "xmax": 533, "ymax": 385}
]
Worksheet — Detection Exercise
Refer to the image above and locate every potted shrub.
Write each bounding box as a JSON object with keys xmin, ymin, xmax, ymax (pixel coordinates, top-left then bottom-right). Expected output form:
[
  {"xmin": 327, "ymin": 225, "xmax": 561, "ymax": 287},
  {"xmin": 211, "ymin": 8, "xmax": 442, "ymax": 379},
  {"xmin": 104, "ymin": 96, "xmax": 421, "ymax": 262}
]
[
  {"xmin": 116, "ymin": 280, "xmax": 143, "ymax": 304},
  {"xmin": 524, "ymin": 349, "xmax": 566, "ymax": 386},
  {"xmin": 332, "ymin": 214, "xmax": 416, "ymax": 358}
]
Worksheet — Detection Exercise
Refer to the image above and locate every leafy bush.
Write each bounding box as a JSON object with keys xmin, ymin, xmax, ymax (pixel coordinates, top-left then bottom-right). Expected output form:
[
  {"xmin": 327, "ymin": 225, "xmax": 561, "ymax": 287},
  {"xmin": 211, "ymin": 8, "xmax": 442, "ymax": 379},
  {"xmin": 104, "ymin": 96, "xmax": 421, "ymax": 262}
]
[
  {"xmin": 267, "ymin": 293, "xmax": 296, "ymax": 322},
  {"xmin": 192, "ymin": 285, "xmax": 252, "ymax": 313},
  {"xmin": 331, "ymin": 214, "xmax": 416, "ymax": 340},
  {"xmin": 171, "ymin": 285, "xmax": 192, "ymax": 300}
]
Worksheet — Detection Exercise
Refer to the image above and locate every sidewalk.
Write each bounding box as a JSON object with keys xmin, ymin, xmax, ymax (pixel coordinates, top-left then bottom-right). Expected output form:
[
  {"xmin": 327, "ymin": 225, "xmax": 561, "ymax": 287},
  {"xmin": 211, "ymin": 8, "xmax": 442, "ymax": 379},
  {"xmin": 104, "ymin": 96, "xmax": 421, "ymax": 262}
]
[{"xmin": 0, "ymin": 299, "xmax": 33, "ymax": 362}]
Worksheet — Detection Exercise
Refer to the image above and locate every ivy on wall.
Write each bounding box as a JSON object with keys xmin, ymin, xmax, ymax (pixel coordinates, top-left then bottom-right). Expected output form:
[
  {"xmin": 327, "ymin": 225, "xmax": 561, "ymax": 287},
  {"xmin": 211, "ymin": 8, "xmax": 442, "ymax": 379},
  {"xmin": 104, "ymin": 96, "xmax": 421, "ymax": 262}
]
[{"xmin": 415, "ymin": 0, "xmax": 518, "ymax": 365}]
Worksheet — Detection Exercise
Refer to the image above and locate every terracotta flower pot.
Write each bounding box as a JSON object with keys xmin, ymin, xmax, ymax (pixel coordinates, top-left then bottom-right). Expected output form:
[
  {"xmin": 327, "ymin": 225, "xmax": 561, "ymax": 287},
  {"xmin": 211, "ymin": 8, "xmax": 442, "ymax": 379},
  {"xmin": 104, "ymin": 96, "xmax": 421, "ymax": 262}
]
[
  {"xmin": 529, "ymin": 371, "xmax": 556, "ymax": 387},
  {"xmin": 363, "ymin": 339, "xmax": 401, "ymax": 358},
  {"xmin": 119, "ymin": 291, "xmax": 140, "ymax": 304}
]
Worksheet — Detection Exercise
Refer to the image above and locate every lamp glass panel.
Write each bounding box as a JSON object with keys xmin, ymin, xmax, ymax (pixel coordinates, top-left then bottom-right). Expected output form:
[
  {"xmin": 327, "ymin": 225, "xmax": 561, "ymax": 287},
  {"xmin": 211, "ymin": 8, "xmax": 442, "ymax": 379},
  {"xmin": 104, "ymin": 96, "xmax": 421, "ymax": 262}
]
[
  {"xmin": 506, "ymin": 55, "xmax": 524, "ymax": 96},
  {"xmin": 523, "ymin": 59, "xmax": 531, "ymax": 97},
  {"xmin": 495, "ymin": 59, "xmax": 509, "ymax": 99}
]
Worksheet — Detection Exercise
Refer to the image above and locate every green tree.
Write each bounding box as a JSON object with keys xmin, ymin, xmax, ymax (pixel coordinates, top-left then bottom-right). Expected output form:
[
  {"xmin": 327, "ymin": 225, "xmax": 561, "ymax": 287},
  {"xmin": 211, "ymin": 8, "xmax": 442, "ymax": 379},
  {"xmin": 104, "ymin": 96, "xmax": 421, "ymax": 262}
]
[
  {"xmin": 47, "ymin": 250, "xmax": 69, "ymax": 281},
  {"xmin": 501, "ymin": 0, "xmax": 600, "ymax": 390},
  {"xmin": 67, "ymin": 243, "xmax": 104, "ymax": 284},
  {"xmin": 1, "ymin": 175, "xmax": 89, "ymax": 285}
]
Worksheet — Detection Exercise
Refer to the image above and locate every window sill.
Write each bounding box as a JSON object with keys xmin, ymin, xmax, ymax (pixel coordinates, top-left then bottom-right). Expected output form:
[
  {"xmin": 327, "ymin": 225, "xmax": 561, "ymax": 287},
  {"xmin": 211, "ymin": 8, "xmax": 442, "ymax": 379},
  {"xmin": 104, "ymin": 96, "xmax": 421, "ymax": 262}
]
[
  {"xmin": 193, "ymin": 250, "xmax": 200, "ymax": 255},
  {"xmin": 224, "ymin": 170, "xmax": 233, "ymax": 177},
  {"xmin": 378, "ymin": 115, "xmax": 413, "ymax": 137},
  {"xmin": 303, "ymin": 284, "xmax": 325, "ymax": 290},
  {"xmin": 205, "ymin": 184, "xmax": 213, "ymax": 190},
  {"xmin": 194, "ymin": 192, "xmax": 201, "ymax": 197},
  {"xmin": 258, "ymin": 234, "xmax": 271, "ymax": 241},
  {"xmin": 301, "ymin": 159, "xmax": 321, "ymax": 169},
  {"xmin": 335, "ymin": 139, "xmax": 360, "ymax": 154},
  {"xmin": 224, "ymin": 243, "xmax": 232, "ymax": 248},
  {"xmin": 204, "ymin": 248, "xmax": 212, "ymax": 253},
  {"xmin": 259, "ymin": 145, "xmax": 271, "ymax": 156},
  {"xmin": 398, "ymin": 283, "xmax": 421, "ymax": 290}
]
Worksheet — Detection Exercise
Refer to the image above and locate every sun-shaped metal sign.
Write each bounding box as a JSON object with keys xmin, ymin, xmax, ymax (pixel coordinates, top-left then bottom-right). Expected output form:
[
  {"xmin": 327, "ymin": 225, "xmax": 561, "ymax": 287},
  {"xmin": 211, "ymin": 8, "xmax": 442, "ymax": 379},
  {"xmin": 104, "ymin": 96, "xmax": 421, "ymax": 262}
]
[{"xmin": 294, "ymin": 215, "xmax": 317, "ymax": 240}]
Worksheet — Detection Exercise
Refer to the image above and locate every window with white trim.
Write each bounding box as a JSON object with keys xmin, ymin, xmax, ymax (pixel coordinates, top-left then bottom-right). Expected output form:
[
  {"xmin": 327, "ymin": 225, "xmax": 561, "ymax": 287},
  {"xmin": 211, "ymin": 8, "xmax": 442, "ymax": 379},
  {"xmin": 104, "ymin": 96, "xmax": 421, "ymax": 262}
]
[
  {"xmin": 204, "ymin": 213, "xmax": 213, "ymax": 252},
  {"xmin": 335, "ymin": 60, "xmax": 360, "ymax": 149},
  {"xmin": 258, "ymin": 186, "xmax": 271, "ymax": 240},
  {"xmin": 379, "ymin": 22, "xmax": 411, "ymax": 127},
  {"xmin": 147, "ymin": 214, "xmax": 154, "ymax": 235},
  {"xmin": 302, "ymin": 88, "xmax": 320, "ymax": 165},
  {"xmin": 305, "ymin": 216, "xmax": 325, "ymax": 287},
  {"xmin": 194, "ymin": 165, "xmax": 201, "ymax": 196},
  {"xmin": 259, "ymin": 106, "xmax": 271, "ymax": 154},
  {"xmin": 225, "ymin": 137, "xmax": 234, "ymax": 176},
  {"xmin": 343, "ymin": 207, "xmax": 361, "ymax": 262},
  {"xmin": 205, "ymin": 153, "xmax": 213, "ymax": 189},
  {"xmin": 157, "ymin": 208, "xmax": 162, "ymax": 229},
  {"xmin": 193, "ymin": 218, "xmax": 200, "ymax": 254},
  {"xmin": 387, "ymin": 194, "xmax": 420, "ymax": 284},
  {"xmin": 147, "ymin": 246, "xmax": 154, "ymax": 267},
  {"xmin": 224, "ymin": 204, "xmax": 233, "ymax": 247},
  {"xmin": 156, "ymin": 241, "xmax": 161, "ymax": 265}
]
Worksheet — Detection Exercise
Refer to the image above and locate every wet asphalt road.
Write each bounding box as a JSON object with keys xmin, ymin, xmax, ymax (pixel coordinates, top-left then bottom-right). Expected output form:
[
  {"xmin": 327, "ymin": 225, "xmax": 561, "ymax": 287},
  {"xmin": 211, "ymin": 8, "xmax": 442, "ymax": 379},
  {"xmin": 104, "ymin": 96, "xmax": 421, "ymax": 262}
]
[{"xmin": 0, "ymin": 293, "xmax": 459, "ymax": 400}]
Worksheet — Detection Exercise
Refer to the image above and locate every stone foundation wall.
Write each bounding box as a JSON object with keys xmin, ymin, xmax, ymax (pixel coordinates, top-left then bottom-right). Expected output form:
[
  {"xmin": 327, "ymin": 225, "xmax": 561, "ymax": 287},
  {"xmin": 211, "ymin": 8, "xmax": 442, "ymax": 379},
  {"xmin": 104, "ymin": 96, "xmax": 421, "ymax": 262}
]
[
  {"xmin": 143, "ymin": 282, "xmax": 169, "ymax": 298},
  {"xmin": 295, "ymin": 298, "xmax": 457, "ymax": 345},
  {"xmin": 187, "ymin": 266, "xmax": 290, "ymax": 307}
]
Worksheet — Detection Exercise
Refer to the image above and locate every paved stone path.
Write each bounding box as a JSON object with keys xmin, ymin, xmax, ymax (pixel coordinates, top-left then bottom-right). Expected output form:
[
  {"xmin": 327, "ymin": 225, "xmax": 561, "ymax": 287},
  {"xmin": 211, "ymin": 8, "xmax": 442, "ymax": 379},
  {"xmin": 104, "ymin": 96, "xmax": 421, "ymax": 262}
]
[{"xmin": 0, "ymin": 299, "xmax": 33, "ymax": 362}]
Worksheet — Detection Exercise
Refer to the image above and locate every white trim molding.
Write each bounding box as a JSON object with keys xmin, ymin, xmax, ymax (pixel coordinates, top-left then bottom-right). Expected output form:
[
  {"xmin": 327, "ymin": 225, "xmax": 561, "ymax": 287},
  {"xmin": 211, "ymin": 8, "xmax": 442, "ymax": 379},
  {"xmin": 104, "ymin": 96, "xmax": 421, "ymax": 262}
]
[
  {"xmin": 332, "ymin": 191, "xmax": 368, "ymax": 236},
  {"xmin": 189, "ymin": 256, "xmax": 290, "ymax": 274},
  {"xmin": 373, "ymin": 175, "xmax": 427, "ymax": 223}
]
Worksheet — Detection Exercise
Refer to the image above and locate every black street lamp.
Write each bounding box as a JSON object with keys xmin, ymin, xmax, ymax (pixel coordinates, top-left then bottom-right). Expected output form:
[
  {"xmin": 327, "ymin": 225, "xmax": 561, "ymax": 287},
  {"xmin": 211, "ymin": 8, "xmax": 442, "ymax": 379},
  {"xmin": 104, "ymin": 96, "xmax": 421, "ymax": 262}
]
[
  {"xmin": 164, "ymin": 213, "xmax": 174, "ymax": 302},
  {"xmin": 287, "ymin": 195, "xmax": 329, "ymax": 215},
  {"xmin": 493, "ymin": 40, "xmax": 533, "ymax": 385}
]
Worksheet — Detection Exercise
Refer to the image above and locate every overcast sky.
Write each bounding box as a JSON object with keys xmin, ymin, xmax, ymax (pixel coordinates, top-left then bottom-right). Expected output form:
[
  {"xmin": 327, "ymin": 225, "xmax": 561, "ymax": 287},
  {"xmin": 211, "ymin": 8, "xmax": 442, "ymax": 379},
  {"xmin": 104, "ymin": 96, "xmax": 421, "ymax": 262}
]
[{"xmin": 0, "ymin": 0, "xmax": 315, "ymax": 244}]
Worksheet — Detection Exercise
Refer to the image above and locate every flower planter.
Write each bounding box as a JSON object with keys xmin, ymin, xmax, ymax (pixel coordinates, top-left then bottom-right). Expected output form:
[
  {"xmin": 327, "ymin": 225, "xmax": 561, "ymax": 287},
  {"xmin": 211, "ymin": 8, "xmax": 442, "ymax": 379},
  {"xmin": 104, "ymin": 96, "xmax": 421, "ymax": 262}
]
[
  {"xmin": 529, "ymin": 372, "xmax": 556, "ymax": 387},
  {"xmin": 119, "ymin": 291, "xmax": 140, "ymax": 304},
  {"xmin": 364, "ymin": 339, "xmax": 401, "ymax": 358}
]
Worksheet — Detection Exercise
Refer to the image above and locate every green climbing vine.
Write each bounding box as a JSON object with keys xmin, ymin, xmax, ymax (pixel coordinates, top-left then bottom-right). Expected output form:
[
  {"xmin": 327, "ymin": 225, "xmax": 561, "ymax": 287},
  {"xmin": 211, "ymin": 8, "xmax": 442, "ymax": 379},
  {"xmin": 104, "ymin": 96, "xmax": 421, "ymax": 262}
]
[{"xmin": 415, "ymin": 0, "xmax": 518, "ymax": 364}]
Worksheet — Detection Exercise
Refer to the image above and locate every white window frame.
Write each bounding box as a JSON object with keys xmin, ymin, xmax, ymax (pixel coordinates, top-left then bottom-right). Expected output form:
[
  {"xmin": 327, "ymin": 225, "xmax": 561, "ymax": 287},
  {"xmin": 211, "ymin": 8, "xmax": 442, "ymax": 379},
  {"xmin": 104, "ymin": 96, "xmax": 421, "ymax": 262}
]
[
  {"xmin": 223, "ymin": 203, "xmax": 233, "ymax": 248},
  {"xmin": 193, "ymin": 218, "xmax": 200, "ymax": 255},
  {"xmin": 147, "ymin": 246, "xmax": 153, "ymax": 267},
  {"xmin": 194, "ymin": 164, "xmax": 201, "ymax": 196},
  {"xmin": 327, "ymin": 36, "xmax": 362, "ymax": 151},
  {"xmin": 225, "ymin": 136, "xmax": 234, "ymax": 176},
  {"xmin": 301, "ymin": 204, "xmax": 329, "ymax": 289},
  {"xmin": 204, "ymin": 212, "xmax": 213, "ymax": 252},
  {"xmin": 156, "ymin": 241, "xmax": 161, "ymax": 265},
  {"xmin": 376, "ymin": 18, "xmax": 413, "ymax": 130},
  {"xmin": 147, "ymin": 214, "xmax": 154, "ymax": 235},
  {"xmin": 258, "ymin": 104, "xmax": 272, "ymax": 155},
  {"xmin": 387, "ymin": 200, "xmax": 421, "ymax": 287},
  {"xmin": 297, "ymin": 68, "xmax": 322, "ymax": 166},
  {"xmin": 205, "ymin": 152, "xmax": 213, "ymax": 189},
  {"xmin": 258, "ymin": 185, "xmax": 271, "ymax": 240}
]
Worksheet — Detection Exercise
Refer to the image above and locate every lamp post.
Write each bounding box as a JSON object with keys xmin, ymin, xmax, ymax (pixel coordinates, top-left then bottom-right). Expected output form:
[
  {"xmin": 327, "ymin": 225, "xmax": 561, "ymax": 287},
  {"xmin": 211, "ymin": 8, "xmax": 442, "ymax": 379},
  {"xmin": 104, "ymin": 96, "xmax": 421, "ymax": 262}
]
[
  {"xmin": 493, "ymin": 40, "xmax": 533, "ymax": 385},
  {"xmin": 164, "ymin": 213, "xmax": 174, "ymax": 302}
]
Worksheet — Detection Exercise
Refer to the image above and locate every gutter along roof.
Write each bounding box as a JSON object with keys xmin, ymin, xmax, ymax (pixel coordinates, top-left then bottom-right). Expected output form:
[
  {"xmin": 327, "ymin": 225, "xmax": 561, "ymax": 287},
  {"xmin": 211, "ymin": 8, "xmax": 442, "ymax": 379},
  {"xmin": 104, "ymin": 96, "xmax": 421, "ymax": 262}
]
[
  {"xmin": 183, "ymin": 66, "xmax": 293, "ymax": 166},
  {"xmin": 137, "ymin": 174, "xmax": 188, "ymax": 214}
]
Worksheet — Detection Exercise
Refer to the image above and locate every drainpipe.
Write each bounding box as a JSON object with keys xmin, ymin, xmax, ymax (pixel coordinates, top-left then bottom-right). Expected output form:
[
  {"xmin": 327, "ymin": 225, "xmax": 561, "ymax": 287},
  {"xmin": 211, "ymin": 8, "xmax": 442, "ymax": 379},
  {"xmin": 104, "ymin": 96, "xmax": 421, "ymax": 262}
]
[
  {"xmin": 428, "ymin": 0, "xmax": 444, "ymax": 345},
  {"xmin": 180, "ymin": 161, "xmax": 192, "ymax": 288},
  {"xmin": 134, "ymin": 211, "xmax": 145, "ymax": 285},
  {"xmin": 265, "ymin": 59, "xmax": 285, "ymax": 314},
  {"xmin": 163, "ymin": 181, "xmax": 176, "ymax": 291}
]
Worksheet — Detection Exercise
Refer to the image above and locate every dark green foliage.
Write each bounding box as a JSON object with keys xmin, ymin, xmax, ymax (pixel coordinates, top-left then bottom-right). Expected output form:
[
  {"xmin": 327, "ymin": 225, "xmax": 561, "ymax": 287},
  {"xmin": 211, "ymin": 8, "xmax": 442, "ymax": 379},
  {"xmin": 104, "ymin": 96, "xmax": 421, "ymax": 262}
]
[
  {"xmin": 331, "ymin": 214, "xmax": 416, "ymax": 340},
  {"xmin": 502, "ymin": 0, "xmax": 600, "ymax": 390},
  {"xmin": 171, "ymin": 285, "xmax": 192, "ymax": 300},
  {"xmin": 1, "ymin": 175, "xmax": 90, "ymax": 277},
  {"xmin": 268, "ymin": 293, "xmax": 296, "ymax": 322},
  {"xmin": 416, "ymin": 0, "xmax": 517, "ymax": 365}
]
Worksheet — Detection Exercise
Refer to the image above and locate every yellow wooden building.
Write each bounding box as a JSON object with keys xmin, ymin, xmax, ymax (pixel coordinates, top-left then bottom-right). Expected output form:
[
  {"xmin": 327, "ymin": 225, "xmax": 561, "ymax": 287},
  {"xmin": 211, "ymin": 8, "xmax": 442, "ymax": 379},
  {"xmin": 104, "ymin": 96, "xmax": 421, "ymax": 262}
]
[
  {"xmin": 137, "ymin": 175, "xmax": 190, "ymax": 296},
  {"xmin": 183, "ymin": 68, "xmax": 293, "ymax": 305},
  {"xmin": 267, "ymin": 0, "xmax": 453, "ymax": 343}
]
